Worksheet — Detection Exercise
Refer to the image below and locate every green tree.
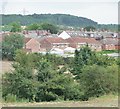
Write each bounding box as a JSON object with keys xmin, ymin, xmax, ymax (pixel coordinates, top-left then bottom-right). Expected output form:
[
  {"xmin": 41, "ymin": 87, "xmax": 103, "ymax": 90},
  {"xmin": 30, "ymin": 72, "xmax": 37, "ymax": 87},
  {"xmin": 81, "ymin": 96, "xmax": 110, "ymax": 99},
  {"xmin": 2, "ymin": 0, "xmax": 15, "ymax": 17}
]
[
  {"xmin": 71, "ymin": 45, "xmax": 95, "ymax": 76},
  {"xmin": 84, "ymin": 26, "xmax": 96, "ymax": 31},
  {"xmin": 2, "ymin": 51, "xmax": 82, "ymax": 102},
  {"xmin": 26, "ymin": 23, "xmax": 40, "ymax": 30},
  {"xmin": 71, "ymin": 45, "xmax": 116, "ymax": 79},
  {"xmin": 2, "ymin": 33, "xmax": 24, "ymax": 60},
  {"xmin": 36, "ymin": 59, "xmax": 82, "ymax": 101},
  {"xmin": 41, "ymin": 23, "xmax": 58, "ymax": 34},
  {"xmin": 2, "ymin": 51, "xmax": 38, "ymax": 102},
  {"xmin": 80, "ymin": 65, "xmax": 118, "ymax": 100},
  {"xmin": 95, "ymin": 54, "xmax": 116, "ymax": 66},
  {"xmin": 45, "ymin": 53, "xmax": 65, "ymax": 69},
  {"xmin": 2, "ymin": 25, "xmax": 12, "ymax": 31},
  {"xmin": 10, "ymin": 22, "xmax": 21, "ymax": 32}
]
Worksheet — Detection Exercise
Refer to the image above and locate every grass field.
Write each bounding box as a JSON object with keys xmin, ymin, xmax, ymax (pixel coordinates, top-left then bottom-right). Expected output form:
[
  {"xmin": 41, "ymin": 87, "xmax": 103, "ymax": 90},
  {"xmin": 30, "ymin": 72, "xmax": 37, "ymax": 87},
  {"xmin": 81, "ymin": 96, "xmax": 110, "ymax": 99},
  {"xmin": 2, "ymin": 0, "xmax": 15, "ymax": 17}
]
[
  {"xmin": 98, "ymin": 50, "xmax": 119, "ymax": 54},
  {"xmin": 2, "ymin": 94, "xmax": 118, "ymax": 107}
]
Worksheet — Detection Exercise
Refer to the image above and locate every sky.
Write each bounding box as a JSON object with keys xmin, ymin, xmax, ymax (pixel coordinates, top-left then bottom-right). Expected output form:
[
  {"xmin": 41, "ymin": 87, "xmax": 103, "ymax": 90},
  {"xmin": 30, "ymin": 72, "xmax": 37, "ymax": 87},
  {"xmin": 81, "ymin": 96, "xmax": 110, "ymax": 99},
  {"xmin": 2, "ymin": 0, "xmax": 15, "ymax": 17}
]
[{"xmin": 0, "ymin": 0, "xmax": 119, "ymax": 24}]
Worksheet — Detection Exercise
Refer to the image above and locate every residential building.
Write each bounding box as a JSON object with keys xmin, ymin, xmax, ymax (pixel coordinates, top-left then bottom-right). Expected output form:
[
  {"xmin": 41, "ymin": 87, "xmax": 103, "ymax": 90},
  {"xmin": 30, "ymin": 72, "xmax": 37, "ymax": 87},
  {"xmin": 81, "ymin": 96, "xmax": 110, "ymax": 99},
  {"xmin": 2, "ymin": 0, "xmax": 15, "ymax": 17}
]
[
  {"xmin": 24, "ymin": 37, "xmax": 41, "ymax": 53},
  {"xmin": 66, "ymin": 37, "xmax": 102, "ymax": 51},
  {"xmin": 100, "ymin": 38, "xmax": 119, "ymax": 50},
  {"xmin": 39, "ymin": 37, "xmax": 69, "ymax": 52}
]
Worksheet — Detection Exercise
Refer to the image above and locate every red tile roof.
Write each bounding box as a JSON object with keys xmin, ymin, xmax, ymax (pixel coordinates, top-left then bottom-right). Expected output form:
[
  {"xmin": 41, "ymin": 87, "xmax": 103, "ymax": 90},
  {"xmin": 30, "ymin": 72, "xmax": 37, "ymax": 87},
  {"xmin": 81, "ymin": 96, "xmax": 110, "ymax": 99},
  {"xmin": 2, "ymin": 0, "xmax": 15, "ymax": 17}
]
[
  {"xmin": 100, "ymin": 38, "xmax": 119, "ymax": 45},
  {"xmin": 66, "ymin": 37, "xmax": 101, "ymax": 45},
  {"xmin": 40, "ymin": 37, "xmax": 68, "ymax": 44},
  {"xmin": 24, "ymin": 37, "xmax": 32, "ymax": 44}
]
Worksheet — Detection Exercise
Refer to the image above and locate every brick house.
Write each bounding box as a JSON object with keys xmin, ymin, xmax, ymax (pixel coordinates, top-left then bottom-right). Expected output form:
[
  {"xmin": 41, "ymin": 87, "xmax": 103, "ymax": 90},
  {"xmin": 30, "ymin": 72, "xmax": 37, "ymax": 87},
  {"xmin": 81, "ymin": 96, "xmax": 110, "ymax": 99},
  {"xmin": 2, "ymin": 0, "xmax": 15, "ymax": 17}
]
[
  {"xmin": 23, "ymin": 30, "xmax": 51, "ymax": 37},
  {"xmin": 100, "ymin": 38, "xmax": 119, "ymax": 50},
  {"xmin": 24, "ymin": 37, "xmax": 41, "ymax": 53},
  {"xmin": 66, "ymin": 37, "xmax": 102, "ymax": 51},
  {"xmin": 39, "ymin": 37, "xmax": 69, "ymax": 52}
]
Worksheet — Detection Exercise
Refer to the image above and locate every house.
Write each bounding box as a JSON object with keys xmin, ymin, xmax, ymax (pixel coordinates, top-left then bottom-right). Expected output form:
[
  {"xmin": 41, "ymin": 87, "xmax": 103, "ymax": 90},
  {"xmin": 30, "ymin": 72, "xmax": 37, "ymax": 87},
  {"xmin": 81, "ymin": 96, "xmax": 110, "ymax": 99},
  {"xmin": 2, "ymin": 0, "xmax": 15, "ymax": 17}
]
[
  {"xmin": 23, "ymin": 30, "xmax": 51, "ymax": 38},
  {"xmin": 39, "ymin": 37, "xmax": 69, "ymax": 52},
  {"xmin": 58, "ymin": 31, "xmax": 71, "ymax": 39},
  {"xmin": 66, "ymin": 37, "xmax": 102, "ymax": 51},
  {"xmin": 100, "ymin": 38, "xmax": 119, "ymax": 50},
  {"xmin": 24, "ymin": 37, "xmax": 41, "ymax": 53}
]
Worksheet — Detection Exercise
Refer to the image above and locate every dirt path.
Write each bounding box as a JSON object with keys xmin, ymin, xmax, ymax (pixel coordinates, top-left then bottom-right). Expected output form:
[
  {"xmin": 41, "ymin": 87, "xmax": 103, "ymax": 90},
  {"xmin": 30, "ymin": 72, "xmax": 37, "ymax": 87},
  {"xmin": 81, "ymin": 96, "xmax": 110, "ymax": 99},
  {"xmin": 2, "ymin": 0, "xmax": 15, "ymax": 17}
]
[{"xmin": 0, "ymin": 61, "xmax": 13, "ymax": 74}]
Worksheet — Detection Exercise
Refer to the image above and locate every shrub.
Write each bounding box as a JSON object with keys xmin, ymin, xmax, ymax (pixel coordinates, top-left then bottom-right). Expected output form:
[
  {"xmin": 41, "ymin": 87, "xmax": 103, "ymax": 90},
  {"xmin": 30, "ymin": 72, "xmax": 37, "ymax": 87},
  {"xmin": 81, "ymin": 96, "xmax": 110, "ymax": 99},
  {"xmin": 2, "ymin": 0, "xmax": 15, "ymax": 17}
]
[
  {"xmin": 80, "ymin": 65, "xmax": 118, "ymax": 100},
  {"xmin": 5, "ymin": 94, "xmax": 17, "ymax": 102}
]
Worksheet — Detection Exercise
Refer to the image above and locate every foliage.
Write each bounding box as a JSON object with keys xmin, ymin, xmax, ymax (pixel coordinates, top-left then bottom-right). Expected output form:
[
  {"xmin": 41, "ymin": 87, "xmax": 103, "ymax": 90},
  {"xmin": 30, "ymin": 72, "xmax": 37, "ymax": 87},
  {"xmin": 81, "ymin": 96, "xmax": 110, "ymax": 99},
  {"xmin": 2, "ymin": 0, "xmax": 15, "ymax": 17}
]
[
  {"xmin": 2, "ymin": 51, "xmax": 38, "ymax": 102},
  {"xmin": 26, "ymin": 23, "xmax": 40, "ymax": 30},
  {"xmin": 14, "ymin": 50, "xmax": 35, "ymax": 68},
  {"xmin": 71, "ymin": 45, "xmax": 116, "ymax": 78},
  {"xmin": 5, "ymin": 94, "xmax": 17, "ymax": 102},
  {"xmin": 2, "ymin": 14, "xmax": 97, "ymax": 27},
  {"xmin": 45, "ymin": 53, "xmax": 65, "ymax": 69},
  {"xmin": 2, "ymin": 47, "xmax": 118, "ymax": 102},
  {"xmin": 10, "ymin": 22, "xmax": 21, "ymax": 32},
  {"xmin": 2, "ymin": 51, "xmax": 82, "ymax": 102},
  {"xmin": 2, "ymin": 25, "xmax": 12, "ymax": 31},
  {"xmin": 71, "ymin": 45, "xmax": 96, "ymax": 76},
  {"xmin": 41, "ymin": 23, "xmax": 58, "ymax": 34},
  {"xmin": 84, "ymin": 26, "xmax": 96, "ymax": 31},
  {"xmin": 95, "ymin": 54, "xmax": 116, "ymax": 66},
  {"xmin": 98, "ymin": 50, "xmax": 119, "ymax": 54},
  {"xmin": 2, "ymin": 14, "xmax": 118, "ymax": 31},
  {"xmin": 2, "ymin": 33, "xmax": 24, "ymax": 61},
  {"xmin": 25, "ymin": 22, "xmax": 58, "ymax": 34},
  {"xmin": 116, "ymin": 57, "xmax": 120, "ymax": 66},
  {"xmin": 80, "ymin": 65, "xmax": 118, "ymax": 100},
  {"xmin": 36, "ymin": 59, "xmax": 82, "ymax": 101}
]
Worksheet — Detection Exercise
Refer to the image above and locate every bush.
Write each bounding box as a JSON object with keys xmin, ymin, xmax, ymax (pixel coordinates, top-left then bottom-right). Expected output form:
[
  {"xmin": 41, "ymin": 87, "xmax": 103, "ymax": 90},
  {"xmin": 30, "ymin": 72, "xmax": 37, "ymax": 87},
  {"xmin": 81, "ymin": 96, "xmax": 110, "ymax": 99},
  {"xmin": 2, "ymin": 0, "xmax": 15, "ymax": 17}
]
[
  {"xmin": 2, "ymin": 33, "xmax": 24, "ymax": 61},
  {"xmin": 80, "ymin": 65, "xmax": 118, "ymax": 100},
  {"xmin": 44, "ymin": 92, "xmax": 59, "ymax": 101},
  {"xmin": 5, "ymin": 94, "xmax": 17, "ymax": 102},
  {"xmin": 4, "ymin": 94, "xmax": 30, "ymax": 103},
  {"xmin": 63, "ymin": 84, "xmax": 83, "ymax": 100}
]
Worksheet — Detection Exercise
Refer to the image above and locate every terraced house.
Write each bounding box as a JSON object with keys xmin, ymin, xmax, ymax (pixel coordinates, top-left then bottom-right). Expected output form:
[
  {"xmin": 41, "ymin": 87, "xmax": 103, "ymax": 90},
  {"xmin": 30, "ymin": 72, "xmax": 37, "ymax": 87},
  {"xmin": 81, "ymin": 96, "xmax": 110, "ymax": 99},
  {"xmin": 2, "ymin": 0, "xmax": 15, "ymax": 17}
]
[
  {"xmin": 66, "ymin": 37, "xmax": 102, "ymax": 51},
  {"xmin": 39, "ymin": 37, "xmax": 69, "ymax": 52},
  {"xmin": 100, "ymin": 38, "xmax": 120, "ymax": 50}
]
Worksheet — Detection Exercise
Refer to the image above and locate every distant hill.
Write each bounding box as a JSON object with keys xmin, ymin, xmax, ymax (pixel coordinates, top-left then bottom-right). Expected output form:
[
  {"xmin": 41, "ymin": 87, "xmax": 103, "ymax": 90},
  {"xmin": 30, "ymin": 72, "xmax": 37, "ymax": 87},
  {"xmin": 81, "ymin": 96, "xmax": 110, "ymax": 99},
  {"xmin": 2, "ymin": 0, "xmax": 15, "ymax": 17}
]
[{"xmin": 2, "ymin": 14, "xmax": 98, "ymax": 27}]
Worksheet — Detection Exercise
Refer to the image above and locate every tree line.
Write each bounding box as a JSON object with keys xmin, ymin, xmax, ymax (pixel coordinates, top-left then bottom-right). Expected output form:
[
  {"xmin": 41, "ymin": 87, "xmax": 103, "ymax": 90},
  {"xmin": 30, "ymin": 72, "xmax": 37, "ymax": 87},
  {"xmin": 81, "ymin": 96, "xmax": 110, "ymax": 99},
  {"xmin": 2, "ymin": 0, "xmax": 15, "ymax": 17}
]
[
  {"xmin": 2, "ymin": 14, "xmax": 97, "ymax": 27},
  {"xmin": 1, "ymin": 22, "xmax": 58, "ymax": 34},
  {"xmin": 1, "ymin": 14, "xmax": 118, "ymax": 31}
]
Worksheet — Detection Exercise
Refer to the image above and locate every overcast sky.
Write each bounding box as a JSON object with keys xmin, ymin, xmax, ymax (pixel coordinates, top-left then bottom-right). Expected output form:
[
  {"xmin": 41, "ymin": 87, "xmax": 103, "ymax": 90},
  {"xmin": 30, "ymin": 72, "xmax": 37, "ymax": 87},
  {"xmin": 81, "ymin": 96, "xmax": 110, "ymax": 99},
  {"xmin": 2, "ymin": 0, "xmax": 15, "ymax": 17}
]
[{"xmin": 0, "ymin": 0, "xmax": 119, "ymax": 24}]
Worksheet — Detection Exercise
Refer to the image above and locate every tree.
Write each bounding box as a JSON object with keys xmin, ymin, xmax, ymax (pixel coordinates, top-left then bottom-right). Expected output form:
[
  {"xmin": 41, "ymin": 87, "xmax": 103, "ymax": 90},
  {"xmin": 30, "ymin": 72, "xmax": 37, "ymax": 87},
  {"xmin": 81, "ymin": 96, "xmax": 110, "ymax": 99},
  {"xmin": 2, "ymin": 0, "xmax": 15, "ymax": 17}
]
[
  {"xmin": 71, "ymin": 45, "xmax": 96, "ymax": 77},
  {"xmin": 45, "ymin": 53, "xmax": 65, "ymax": 69},
  {"xmin": 2, "ymin": 51, "xmax": 82, "ymax": 102},
  {"xmin": 2, "ymin": 33, "xmax": 24, "ymax": 60},
  {"xmin": 80, "ymin": 65, "xmax": 118, "ymax": 100},
  {"xmin": 26, "ymin": 23, "xmax": 40, "ymax": 30},
  {"xmin": 95, "ymin": 53, "xmax": 116, "ymax": 66},
  {"xmin": 41, "ymin": 23, "xmax": 58, "ymax": 34},
  {"xmin": 10, "ymin": 22, "xmax": 21, "ymax": 32},
  {"xmin": 36, "ymin": 59, "xmax": 82, "ymax": 101},
  {"xmin": 84, "ymin": 26, "xmax": 96, "ymax": 31},
  {"xmin": 2, "ymin": 51, "xmax": 38, "ymax": 102},
  {"xmin": 2, "ymin": 25, "xmax": 12, "ymax": 31},
  {"xmin": 71, "ymin": 45, "xmax": 116, "ymax": 79}
]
